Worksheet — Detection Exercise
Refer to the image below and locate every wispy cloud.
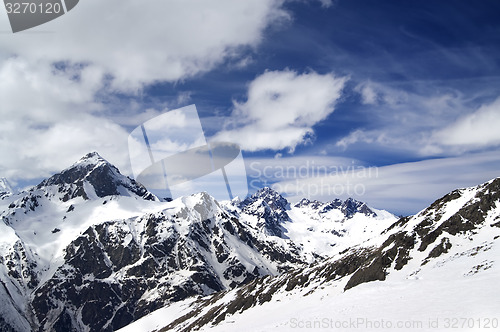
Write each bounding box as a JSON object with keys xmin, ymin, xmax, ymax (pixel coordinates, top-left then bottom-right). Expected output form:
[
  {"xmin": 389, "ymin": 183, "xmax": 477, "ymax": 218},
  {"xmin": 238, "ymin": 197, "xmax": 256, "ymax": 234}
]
[
  {"xmin": 214, "ymin": 69, "xmax": 348, "ymax": 152},
  {"xmin": 354, "ymin": 81, "xmax": 379, "ymax": 105}
]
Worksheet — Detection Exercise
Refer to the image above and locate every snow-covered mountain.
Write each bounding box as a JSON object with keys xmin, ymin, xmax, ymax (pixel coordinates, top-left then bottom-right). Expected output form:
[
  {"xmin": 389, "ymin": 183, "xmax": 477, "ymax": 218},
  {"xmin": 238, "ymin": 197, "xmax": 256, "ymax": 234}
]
[
  {"xmin": 0, "ymin": 153, "xmax": 395, "ymax": 332},
  {"xmin": 0, "ymin": 152, "xmax": 167, "ymax": 331},
  {"xmin": 118, "ymin": 177, "xmax": 500, "ymax": 332}
]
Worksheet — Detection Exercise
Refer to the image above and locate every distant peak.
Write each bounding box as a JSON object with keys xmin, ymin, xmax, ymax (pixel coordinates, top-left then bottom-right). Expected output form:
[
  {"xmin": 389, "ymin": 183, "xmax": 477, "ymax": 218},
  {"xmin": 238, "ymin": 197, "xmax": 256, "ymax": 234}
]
[
  {"xmin": 294, "ymin": 198, "xmax": 323, "ymax": 209},
  {"xmin": 240, "ymin": 187, "xmax": 290, "ymax": 213},
  {"xmin": 340, "ymin": 197, "xmax": 376, "ymax": 218},
  {"xmin": 248, "ymin": 187, "xmax": 288, "ymax": 205}
]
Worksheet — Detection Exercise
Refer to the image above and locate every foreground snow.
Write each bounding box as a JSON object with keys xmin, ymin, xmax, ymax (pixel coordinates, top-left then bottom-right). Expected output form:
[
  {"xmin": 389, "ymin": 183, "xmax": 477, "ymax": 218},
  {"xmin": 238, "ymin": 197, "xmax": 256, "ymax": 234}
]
[
  {"xmin": 201, "ymin": 233, "xmax": 500, "ymax": 331},
  {"xmin": 120, "ymin": 227, "xmax": 500, "ymax": 332}
]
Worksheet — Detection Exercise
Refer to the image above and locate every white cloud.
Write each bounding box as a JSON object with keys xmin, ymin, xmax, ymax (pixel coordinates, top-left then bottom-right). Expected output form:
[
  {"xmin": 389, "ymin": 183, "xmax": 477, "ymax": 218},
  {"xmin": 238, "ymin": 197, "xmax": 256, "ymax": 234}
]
[
  {"xmin": 0, "ymin": 57, "xmax": 122, "ymax": 179},
  {"xmin": 176, "ymin": 91, "xmax": 193, "ymax": 105},
  {"xmin": 214, "ymin": 69, "xmax": 347, "ymax": 151},
  {"xmin": 0, "ymin": 57, "xmax": 145, "ymax": 181},
  {"xmin": 0, "ymin": 58, "xmax": 102, "ymax": 119},
  {"xmin": 355, "ymin": 81, "xmax": 378, "ymax": 105},
  {"xmin": 432, "ymin": 97, "xmax": 500, "ymax": 148},
  {"xmin": 0, "ymin": 114, "xmax": 131, "ymax": 181},
  {"xmin": 0, "ymin": 0, "xmax": 288, "ymax": 91},
  {"xmin": 355, "ymin": 80, "xmax": 410, "ymax": 107},
  {"xmin": 319, "ymin": 0, "xmax": 334, "ymax": 7}
]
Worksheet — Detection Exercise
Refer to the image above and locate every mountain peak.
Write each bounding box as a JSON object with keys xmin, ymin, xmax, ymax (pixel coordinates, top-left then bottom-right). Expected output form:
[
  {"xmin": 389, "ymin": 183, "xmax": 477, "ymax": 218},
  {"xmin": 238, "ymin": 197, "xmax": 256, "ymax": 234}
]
[
  {"xmin": 244, "ymin": 187, "xmax": 290, "ymax": 210},
  {"xmin": 238, "ymin": 187, "xmax": 290, "ymax": 238},
  {"xmin": 36, "ymin": 152, "xmax": 155, "ymax": 201},
  {"xmin": 294, "ymin": 196, "xmax": 376, "ymax": 218},
  {"xmin": 341, "ymin": 197, "xmax": 376, "ymax": 218}
]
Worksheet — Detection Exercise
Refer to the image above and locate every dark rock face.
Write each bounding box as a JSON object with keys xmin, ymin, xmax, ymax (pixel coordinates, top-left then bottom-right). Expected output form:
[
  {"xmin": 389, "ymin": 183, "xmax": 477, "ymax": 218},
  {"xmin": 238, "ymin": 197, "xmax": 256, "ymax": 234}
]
[
  {"xmin": 425, "ymin": 237, "xmax": 452, "ymax": 261},
  {"xmin": 343, "ymin": 230, "xmax": 416, "ymax": 290},
  {"xmin": 239, "ymin": 188, "xmax": 291, "ymax": 237},
  {"xmin": 3, "ymin": 240, "xmax": 40, "ymax": 290},
  {"xmin": 340, "ymin": 198, "xmax": 377, "ymax": 218},
  {"xmin": 319, "ymin": 198, "xmax": 343, "ymax": 212},
  {"xmin": 294, "ymin": 198, "xmax": 323, "ymax": 210}
]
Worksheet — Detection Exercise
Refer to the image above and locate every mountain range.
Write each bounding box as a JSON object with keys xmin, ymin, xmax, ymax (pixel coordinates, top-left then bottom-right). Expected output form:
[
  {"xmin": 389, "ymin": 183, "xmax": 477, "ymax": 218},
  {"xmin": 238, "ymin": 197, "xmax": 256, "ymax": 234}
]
[{"xmin": 1, "ymin": 152, "xmax": 498, "ymax": 331}]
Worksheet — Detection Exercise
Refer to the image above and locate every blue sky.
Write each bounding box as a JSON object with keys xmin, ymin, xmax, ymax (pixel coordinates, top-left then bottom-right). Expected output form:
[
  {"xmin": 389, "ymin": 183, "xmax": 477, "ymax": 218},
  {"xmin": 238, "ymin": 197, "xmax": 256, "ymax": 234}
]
[{"xmin": 1, "ymin": 0, "xmax": 500, "ymax": 215}]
